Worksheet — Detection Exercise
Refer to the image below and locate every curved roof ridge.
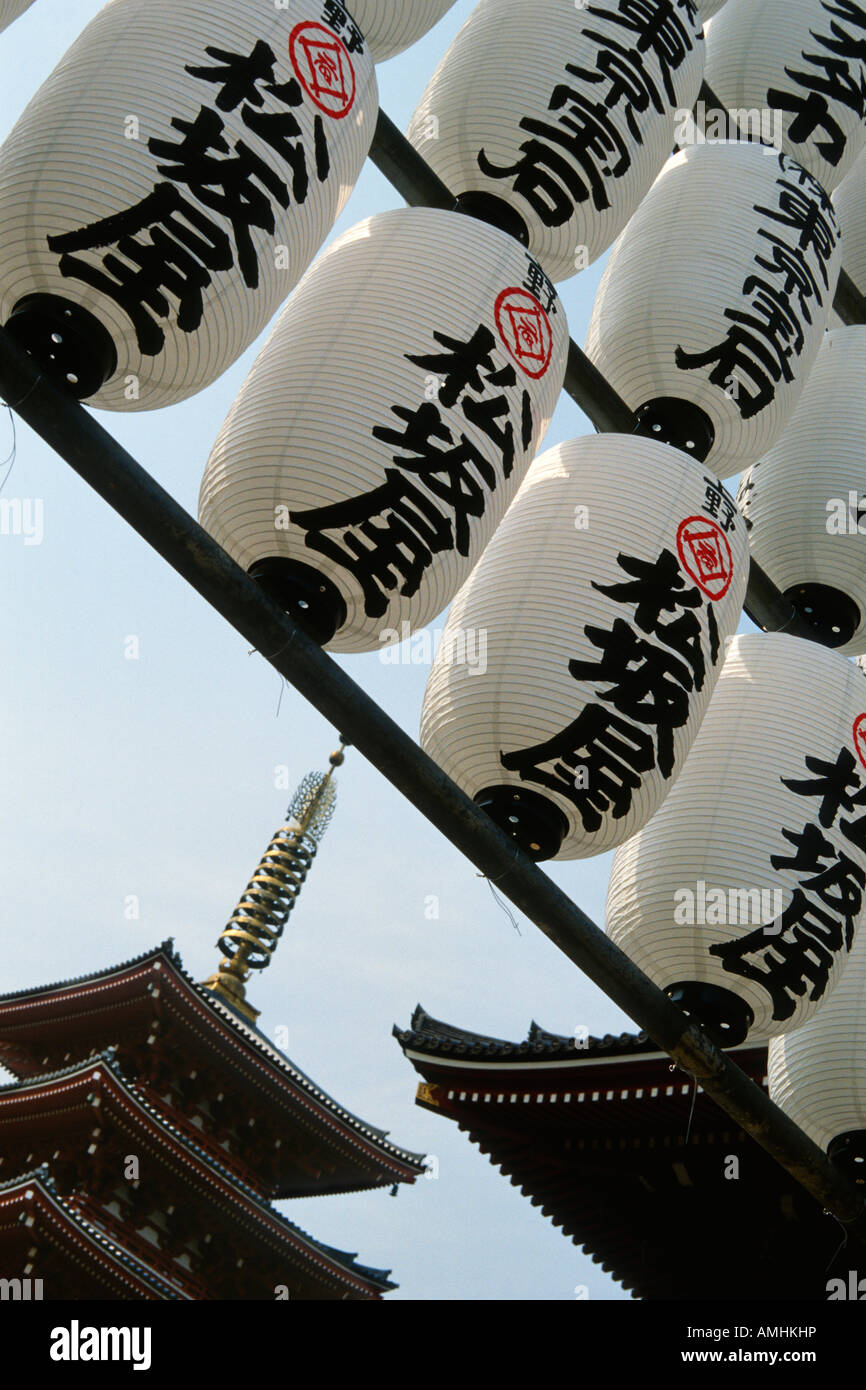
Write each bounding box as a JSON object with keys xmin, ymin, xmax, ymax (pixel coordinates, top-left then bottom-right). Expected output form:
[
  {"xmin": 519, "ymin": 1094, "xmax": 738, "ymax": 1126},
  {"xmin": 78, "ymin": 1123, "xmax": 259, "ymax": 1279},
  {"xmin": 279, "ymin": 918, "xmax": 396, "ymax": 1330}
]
[
  {"xmin": 0, "ymin": 1164, "xmax": 188, "ymax": 1298},
  {"xmin": 396, "ymin": 1009, "xmax": 653, "ymax": 1058},
  {"xmin": 0, "ymin": 944, "xmax": 426, "ymax": 1173},
  {"xmin": 197, "ymin": 983, "xmax": 426, "ymax": 1170},
  {"xmin": 0, "ymin": 1062, "xmax": 396, "ymax": 1292},
  {"xmin": 0, "ymin": 940, "xmax": 180, "ymax": 1004},
  {"xmin": 314, "ymin": 1240, "xmax": 394, "ymax": 1286},
  {"xmin": 399, "ymin": 1004, "xmax": 516, "ymax": 1048}
]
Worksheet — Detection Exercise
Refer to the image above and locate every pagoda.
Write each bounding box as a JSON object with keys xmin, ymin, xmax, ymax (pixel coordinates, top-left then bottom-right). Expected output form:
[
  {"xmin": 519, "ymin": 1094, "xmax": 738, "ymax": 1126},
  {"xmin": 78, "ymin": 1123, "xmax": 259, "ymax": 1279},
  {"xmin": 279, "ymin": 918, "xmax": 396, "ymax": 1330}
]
[
  {"xmin": 395, "ymin": 1008, "xmax": 847, "ymax": 1301},
  {"xmin": 0, "ymin": 748, "xmax": 425, "ymax": 1300}
]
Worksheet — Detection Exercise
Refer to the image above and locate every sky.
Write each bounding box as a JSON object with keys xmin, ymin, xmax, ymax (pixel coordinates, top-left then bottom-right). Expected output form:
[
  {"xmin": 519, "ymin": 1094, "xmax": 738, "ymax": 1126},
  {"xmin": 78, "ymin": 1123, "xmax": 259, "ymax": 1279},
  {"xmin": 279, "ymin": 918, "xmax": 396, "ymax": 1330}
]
[{"xmin": 0, "ymin": 0, "xmax": 758, "ymax": 1302}]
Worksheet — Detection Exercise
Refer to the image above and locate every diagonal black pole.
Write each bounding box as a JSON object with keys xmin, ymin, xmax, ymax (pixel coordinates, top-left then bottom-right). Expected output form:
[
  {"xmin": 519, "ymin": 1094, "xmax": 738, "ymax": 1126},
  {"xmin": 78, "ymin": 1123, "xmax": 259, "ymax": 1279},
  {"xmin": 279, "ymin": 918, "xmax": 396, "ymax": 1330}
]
[
  {"xmin": 1, "ymin": 324, "xmax": 863, "ymax": 1242},
  {"xmin": 371, "ymin": 112, "xmax": 822, "ymax": 642},
  {"xmin": 697, "ymin": 80, "xmax": 866, "ymax": 329}
]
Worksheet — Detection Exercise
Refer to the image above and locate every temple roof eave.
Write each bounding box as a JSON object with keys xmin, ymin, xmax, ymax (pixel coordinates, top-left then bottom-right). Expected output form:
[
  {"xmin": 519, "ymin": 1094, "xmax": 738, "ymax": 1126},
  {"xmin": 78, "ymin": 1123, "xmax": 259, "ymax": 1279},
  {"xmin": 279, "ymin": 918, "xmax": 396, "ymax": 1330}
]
[
  {"xmin": 0, "ymin": 1054, "xmax": 397, "ymax": 1296},
  {"xmin": 0, "ymin": 945, "xmax": 426, "ymax": 1181},
  {"xmin": 393, "ymin": 1005, "xmax": 655, "ymax": 1064},
  {"xmin": 394, "ymin": 1006, "xmax": 763, "ymax": 1070},
  {"xmin": 0, "ymin": 1166, "xmax": 191, "ymax": 1299}
]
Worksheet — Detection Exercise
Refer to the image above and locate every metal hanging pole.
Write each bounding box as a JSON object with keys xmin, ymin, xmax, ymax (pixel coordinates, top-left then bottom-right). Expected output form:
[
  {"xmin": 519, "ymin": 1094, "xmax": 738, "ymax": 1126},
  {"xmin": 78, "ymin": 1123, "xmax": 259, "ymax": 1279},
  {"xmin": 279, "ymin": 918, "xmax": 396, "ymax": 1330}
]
[
  {"xmin": 369, "ymin": 113, "xmax": 821, "ymax": 641},
  {"xmin": 1, "ymin": 323, "xmax": 863, "ymax": 1241},
  {"xmin": 696, "ymin": 80, "xmax": 866, "ymax": 330}
]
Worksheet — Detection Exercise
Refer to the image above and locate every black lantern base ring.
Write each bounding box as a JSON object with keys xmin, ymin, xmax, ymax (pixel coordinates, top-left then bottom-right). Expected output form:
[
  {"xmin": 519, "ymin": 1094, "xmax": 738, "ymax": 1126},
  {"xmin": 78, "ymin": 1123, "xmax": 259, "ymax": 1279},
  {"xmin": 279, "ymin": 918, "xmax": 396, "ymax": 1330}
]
[
  {"xmin": 783, "ymin": 583, "xmax": 861, "ymax": 648},
  {"xmin": 474, "ymin": 785, "xmax": 569, "ymax": 861},
  {"xmin": 665, "ymin": 981, "xmax": 755, "ymax": 1048},
  {"xmin": 248, "ymin": 558, "xmax": 347, "ymax": 646},
  {"xmin": 6, "ymin": 293, "xmax": 118, "ymax": 400},
  {"xmin": 633, "ymin": 397, "xmax": 716, "ymax": 463},
  {"xmin": 828, "ymin": 1129, "xmax": 866, "ymax": 1184},
  {"xmin": 455, "ymin": 191, "xmax": 531, "ymax": 247}
]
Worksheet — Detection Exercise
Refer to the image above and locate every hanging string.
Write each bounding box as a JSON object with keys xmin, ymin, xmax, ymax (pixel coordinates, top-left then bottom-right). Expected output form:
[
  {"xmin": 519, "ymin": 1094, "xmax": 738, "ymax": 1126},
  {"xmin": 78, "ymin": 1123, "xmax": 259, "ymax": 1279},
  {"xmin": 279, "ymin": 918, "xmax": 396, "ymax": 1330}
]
[
  {"xmin": 828, "ymin": 1234, "xmax": 845, "ymax": 1273},
  {"xmin": 247, "ymin": 631, "xmax": 296, "ymax": 665},
  {"xmin": 243, "ymin": 639, "xmax": 291, "ymax": 717},
  {"xmin": 0, "ymin": 404, "xmax": 16, "ymax": 495},
  {"xmin": 275, "ymin": 676, "xmax": 290, "ymax": 719},
  {"xmin": 684, "ymin": 1075, "xmax": 699, "ymax": 1145},
  {"xmin": 477, "ymin": 872, "xmax": 521, "ymax": 934},
  {"xmin": 824, "ymin": 1220, "xmax": 849, "ymax": 1275},
  {"xmin": 823, "ymin": 1191, "xmax": 866, "ymax": 1273}
]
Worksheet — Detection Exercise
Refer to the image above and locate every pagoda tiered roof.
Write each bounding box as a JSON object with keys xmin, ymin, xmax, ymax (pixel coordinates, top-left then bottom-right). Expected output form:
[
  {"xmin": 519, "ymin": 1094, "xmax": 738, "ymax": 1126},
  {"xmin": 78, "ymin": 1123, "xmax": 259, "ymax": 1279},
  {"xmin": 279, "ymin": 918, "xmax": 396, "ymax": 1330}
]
[
  {"xmin": 0, "ymin": 1050, "xmax": 399, "ymax": 1298},
  {"xmin": 0, "ymin": 1167, "xmax": 190, "ymax": 1300},
  {"xmin": 0, "ymin": 942, "xmax": 425, "ymax": 1198},
  {"xmin": 395, "ymin": 1007, "xmax": 841, "ymax": 1301},
  {"xmin": 0, "ymin": 944, "xmax": 424, "ymax": 1299}
]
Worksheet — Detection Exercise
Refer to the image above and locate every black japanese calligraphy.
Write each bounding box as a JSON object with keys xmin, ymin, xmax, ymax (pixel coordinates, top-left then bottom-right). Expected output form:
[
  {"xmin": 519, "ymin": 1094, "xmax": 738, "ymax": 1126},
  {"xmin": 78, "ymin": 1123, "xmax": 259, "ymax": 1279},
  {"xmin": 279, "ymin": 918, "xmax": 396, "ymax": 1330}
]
[
  {"xmin": 785, "ymin": 748, "xmax": 866, "ymax": 829},
  {"xmin": 476, "ymin": 0, "xmax": 699, "ymax": 227},
  {"xmin": 702, "ymin": 476, "xmax": 738, "ymax": 534},
  {"xmin": 321, "ymin": 1, "xmax": 366, "ymax": 54},
  {"xmin": 736, "ymin": 471, "xmax": 755, "ymax": 531},
  {"xmin": 501, "ymin": 704, "xmax": 657, "ymax": 834},
  {"xmin": 47, "ymin": 35, "xmax": 341, "ymax": 356},
  {"xmin": 675, "ymin": 158, "xmax": 839, "ymax": 420},
  {"xmin": 500, "ymin": 544, "xmax": 724, "ymax": 832},
  {"xmin": 289, "ymin": 321, "xmax": 539, "ymax": 619},
  {"xmin": 521, "ymin": 259, "xmax": 559, "ymax": 313},
  {"xmin": 709, "ymin": 745, "xmax": 866, "ymax": 1020},
  {"xmin": 767, "ymin": 0, "xmax": 866, "ymax": 171}
]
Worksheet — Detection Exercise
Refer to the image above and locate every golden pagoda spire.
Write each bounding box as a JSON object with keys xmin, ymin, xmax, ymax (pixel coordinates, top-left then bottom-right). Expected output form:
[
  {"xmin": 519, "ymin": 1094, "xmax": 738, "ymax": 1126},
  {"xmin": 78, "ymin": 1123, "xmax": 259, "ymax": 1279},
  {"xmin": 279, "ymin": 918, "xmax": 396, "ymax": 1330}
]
[{"xmin": 201, "ymin": 743, "xmax": 347, "ymax": 1023}]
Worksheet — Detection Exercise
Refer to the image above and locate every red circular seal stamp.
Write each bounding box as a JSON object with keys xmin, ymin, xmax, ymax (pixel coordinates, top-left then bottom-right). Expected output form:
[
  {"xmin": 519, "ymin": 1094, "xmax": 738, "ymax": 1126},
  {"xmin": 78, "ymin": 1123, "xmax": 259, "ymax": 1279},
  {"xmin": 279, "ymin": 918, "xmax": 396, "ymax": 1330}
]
[
  {"xmin": 854, "ymin": 714, "xmax": 866, "ymax": 769},
  {"xmin": 494, "ymin": 288, "xmax": 553, "ymax": 379},
  {"xmin": 676, "ymin": 516, "xmax": 734, "ymax": 601},
  {"xmin": 289, "ymin": 22, "xmax": 355, "ymax": 119}
]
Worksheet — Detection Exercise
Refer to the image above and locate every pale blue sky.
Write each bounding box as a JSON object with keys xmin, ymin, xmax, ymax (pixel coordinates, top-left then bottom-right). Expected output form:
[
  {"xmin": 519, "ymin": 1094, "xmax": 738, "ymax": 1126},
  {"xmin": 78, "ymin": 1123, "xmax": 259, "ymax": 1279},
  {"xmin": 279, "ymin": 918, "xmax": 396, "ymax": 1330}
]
[{"xmin": 0, "ymin": 1, "xmax": 751, "ymax": 1301}]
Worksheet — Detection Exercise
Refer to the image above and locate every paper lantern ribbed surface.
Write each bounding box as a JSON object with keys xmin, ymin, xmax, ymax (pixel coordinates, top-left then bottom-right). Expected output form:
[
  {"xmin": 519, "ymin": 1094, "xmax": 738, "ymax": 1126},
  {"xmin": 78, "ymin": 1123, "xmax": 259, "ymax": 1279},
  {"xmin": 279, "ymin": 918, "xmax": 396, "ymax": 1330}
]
[
  {"xmin": 585, "ymin": 142, "xmax": 841, "ymax": 473},
  {"xmin": 737, "ymin": 328, "xmax": 866, "ymax": 655},
  {"xmin": 833, "ymin": 148, "xmax": 866, "ymax": 295},
  {"xmin": 406, "ymin": 0, "xmax": 705, "ymax": 282},
  {"xmin": 348, "ymin": 0, "xmax": 458, "ymax": 62},
  {"xmin": 0, "ymin": 0, "xmax": 377, "ymax": 410},
  {"xmin": 606, "ymin": 633, "xmax": 866, "ymax": 1044},
  {"xmin": 705, "ymin": 0, "xmax": 866, "ymax": 194},
  {"xmin": 199, "ymin": 207, "xmax": 568, "ymax": 652},
  {"xmin": 768, "ymin": 922, "xmax": 866, "ymax": 1175},
  {"xmin": 420, "ymin": 435, "xmax": 749, "ymax": 862},
  {"xmin": 698, "ymin": 0, "xmax": 728, "ymax": 19},
  {"xmin": 0, "ymin": 0, "xmax": 34, "ymax": 34}
]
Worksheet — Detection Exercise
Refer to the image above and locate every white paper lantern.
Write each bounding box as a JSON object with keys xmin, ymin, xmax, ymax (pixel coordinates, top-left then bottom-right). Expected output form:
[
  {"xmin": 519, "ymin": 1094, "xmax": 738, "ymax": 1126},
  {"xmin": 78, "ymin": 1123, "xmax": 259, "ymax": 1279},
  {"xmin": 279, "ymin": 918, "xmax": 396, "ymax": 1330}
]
[
  {"xmin": 0, "ymin": 0, "xmax": 377, "ymax": 410},
  {"xmin": 0, "ymin": 0, "xmax": 34, "ymax": 34},
  {"xmin": 607, "ymin": 632, "xmax": 866, "ymax": 1044},
  {"xmin": 420, "ymin": 434, "xmax": 749, "ymax": 862},
  {"xmin": 833, "ymin": 147, "xmax": 866, "ymax": 296},
  {"xmin": 769, "ymin": 921, "xmax": 866, "ymax": 1179},
  {"xmin": 199, "ymin": 206, "xmax": 568, "ymax": 651},
  {"xmin": 738, "ymin": 328, "xmax": 866, "ymax": 655},
  {"xmin": 586, "ymin": 142, "xmax": 841, "ymax": 473},
  {"xmin": 705, "ymin": 0, "xmax": 866, "ymax": 194},
  {"xmin": 347, "ymin": 0, "xmax": 458, "ymax": 63},
  {"xmin": 698, "ymin": 0, "xmax": 728, "ymax": 19},
  {"xmin": 407, "ymin": 0, "xmax": 705, "ymax": 282}
]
